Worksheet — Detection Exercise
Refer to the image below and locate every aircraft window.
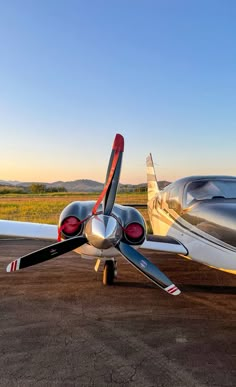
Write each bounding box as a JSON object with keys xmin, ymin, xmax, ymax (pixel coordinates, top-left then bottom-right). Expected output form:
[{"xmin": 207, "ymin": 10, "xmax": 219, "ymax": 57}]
[
  {"xmin": 185, "ymin": 179, "xmax": 236, "ymax": 206},
  {"xmin": 160, "ymin": 191, "xmax": 168, "ymax": 209},
  {"xmin": 167, "ymin": 186, "xmax": 181, "ymax": 212},
  {"xmin": 169, "ymin": 186, "xmax": 180, "ymax": 201}
]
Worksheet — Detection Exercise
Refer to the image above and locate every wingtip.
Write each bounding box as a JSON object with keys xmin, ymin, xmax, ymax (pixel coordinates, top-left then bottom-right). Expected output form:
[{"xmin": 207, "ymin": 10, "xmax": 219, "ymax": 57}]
[
  {"xmin": 113, "ymin": 133, "xmax": 124, "ymax": 152},
  {"xmin": 165, "ymin": 284, "xmax": 181, "ymax": 296}
]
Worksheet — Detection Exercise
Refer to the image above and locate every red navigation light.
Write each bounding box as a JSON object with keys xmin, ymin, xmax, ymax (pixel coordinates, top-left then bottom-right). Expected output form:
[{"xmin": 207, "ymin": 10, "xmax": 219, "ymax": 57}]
[{"xmin": 61, "ymin": 216, "xmax": 82, "ymax": 236}]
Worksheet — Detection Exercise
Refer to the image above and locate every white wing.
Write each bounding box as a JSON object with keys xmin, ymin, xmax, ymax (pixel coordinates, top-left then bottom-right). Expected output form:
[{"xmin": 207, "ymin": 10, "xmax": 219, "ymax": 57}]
[
  {"xmin": 0, "ymin": 220, "xmax": 58, "ymax": 240},
  {"xmin": 140, "ymin": 235, "xmax": 188, "ymax": 255}
]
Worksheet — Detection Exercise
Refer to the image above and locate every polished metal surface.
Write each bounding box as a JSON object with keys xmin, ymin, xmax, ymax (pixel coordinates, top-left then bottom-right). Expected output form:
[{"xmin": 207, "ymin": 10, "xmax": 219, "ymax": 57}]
[
  {"xmin": 154, "ymin": 176, "xmax": 236, "ymax": 248},
  {"xmin": 59, "ymin": 201, "xmax": 146, "ymax": 242},
  {"xmin": 85, "ymin": 214, "xmax": 122, "ymax": 249},
  {"xmin": 182, "ymin": 199, "xmax": 236, "ymax": 247}
]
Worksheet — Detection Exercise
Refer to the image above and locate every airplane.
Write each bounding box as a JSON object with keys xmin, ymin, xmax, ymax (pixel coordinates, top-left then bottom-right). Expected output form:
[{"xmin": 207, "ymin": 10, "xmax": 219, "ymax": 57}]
[
  {"xmin": 1, "ymin": 134, "xmax": 186, "ymax": 296},
  {"xmin": 146, "ymin": 153, "xmax": 236, "ymax": 276},
  {"xmin": 3, "ymin": 135, "xmax": 235, "ymax": 295}
]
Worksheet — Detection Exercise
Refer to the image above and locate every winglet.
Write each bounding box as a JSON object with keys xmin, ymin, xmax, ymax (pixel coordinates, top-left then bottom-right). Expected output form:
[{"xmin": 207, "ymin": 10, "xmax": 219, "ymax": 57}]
[{"xmin": 146, "ymin": 153, "xmax": 159, "ymax": 201}]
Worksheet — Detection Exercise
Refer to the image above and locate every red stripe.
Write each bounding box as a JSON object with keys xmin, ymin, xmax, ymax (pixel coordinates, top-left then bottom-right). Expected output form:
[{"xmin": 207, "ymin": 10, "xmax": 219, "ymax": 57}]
[
  {"xmin": 10, "ymin": 261, "xmax": 14, "ymax": 272},
  {"xmin": 92, "ymin": 150, "xmax": 120, "ymax": 215},
  {"xmin": 57, "ymin": 225, "xmax": 64, "ymax": 241},
  {"xmin": 167, "ymin": 285, "xmax": 175, "ymax": 291},
  {"xmin": 14, "ymin": 260, "xmax": 17, "ymax": 271},
  {"xmin": 168, "ymin": 287, "xmax": 178, "ymax": 294}
]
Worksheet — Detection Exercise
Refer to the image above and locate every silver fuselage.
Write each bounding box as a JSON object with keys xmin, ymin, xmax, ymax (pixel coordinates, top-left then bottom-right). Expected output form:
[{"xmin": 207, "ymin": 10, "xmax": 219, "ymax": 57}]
[{"xmin": 148, "ymin": 176, "xmax": 236, "ymax": 274}]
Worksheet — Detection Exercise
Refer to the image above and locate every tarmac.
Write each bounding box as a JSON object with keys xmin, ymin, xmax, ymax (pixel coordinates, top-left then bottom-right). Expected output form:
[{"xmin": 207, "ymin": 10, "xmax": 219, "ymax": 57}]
[{"xmin": 0, "ymin": 239, "xmax": 235, "ymax": 387}]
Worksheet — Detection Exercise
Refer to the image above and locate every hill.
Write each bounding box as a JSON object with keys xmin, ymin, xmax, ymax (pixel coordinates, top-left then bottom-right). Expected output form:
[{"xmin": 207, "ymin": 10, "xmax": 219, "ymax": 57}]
[{"xmin": 0, "ymin": 179, "xmax": 170, "ymax": 192}]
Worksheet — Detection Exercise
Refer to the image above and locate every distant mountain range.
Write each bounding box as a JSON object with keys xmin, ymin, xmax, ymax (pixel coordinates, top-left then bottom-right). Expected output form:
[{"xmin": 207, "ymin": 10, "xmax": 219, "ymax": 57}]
[{"xmin": 0, "ymin": 179, "xmax": 170, "ymax": 192}]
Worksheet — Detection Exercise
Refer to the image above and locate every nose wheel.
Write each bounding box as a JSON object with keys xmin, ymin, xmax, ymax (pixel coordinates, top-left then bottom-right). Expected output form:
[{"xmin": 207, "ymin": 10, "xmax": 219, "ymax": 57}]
[{"xmin": 103, "ymin": 259, "xmax": 117, "ymax": 285}]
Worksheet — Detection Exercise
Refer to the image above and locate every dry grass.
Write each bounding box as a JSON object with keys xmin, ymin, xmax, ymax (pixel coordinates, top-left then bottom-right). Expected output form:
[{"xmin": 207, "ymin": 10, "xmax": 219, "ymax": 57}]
[{"xmin": 0, "ymin": 192, "xmax": 149, "ymax": 227}]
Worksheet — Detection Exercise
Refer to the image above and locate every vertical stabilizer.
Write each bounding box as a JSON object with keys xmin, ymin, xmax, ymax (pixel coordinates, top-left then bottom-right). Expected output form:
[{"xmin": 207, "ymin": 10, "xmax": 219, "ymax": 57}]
[{"xmin": 146, "ymin": 153, "xmax": 159, "ymax": 201}]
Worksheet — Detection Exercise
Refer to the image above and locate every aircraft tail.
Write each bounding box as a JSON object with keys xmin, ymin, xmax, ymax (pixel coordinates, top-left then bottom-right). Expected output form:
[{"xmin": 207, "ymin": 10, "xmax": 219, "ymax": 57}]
[{"xmin": 146, "ymin": 153, "xmax": 159, "ymax": 201}]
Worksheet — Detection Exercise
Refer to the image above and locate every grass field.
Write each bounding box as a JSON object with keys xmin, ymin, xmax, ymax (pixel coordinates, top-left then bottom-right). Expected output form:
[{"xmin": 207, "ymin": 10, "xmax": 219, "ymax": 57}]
[{"xmin": 0, "ymin": 192, "xmax": 150, "ymax": 229}]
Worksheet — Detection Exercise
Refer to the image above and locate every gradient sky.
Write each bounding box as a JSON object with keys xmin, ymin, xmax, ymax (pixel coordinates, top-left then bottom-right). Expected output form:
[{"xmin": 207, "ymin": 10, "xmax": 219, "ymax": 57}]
[{"xmin": 0, "ymin": 0, "xmax": 236, "ymax": 184}]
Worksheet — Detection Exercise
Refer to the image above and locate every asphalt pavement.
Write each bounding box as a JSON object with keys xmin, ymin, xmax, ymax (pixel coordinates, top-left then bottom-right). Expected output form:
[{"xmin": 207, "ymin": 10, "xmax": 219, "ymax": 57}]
[{"xmin": 0, "ymin": 239, "xmax": 235, "ymax": 387}]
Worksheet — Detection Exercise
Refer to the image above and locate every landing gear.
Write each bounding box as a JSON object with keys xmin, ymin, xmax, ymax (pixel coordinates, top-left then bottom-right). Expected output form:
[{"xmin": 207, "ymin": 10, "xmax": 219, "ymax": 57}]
[
  {"xmin": 94, "ymin": 258, "xmax": 117, "ymax": 285},
  {"xmin": 103, "ymin": 259, "xmax": 117, "ymax": 285}
]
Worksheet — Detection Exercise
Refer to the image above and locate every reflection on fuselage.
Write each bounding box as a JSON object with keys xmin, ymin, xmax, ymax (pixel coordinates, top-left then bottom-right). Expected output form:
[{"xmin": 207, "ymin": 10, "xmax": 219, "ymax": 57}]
[{"xmin": 152, "ymin": 176, "xmax": 236, "ymax": 249}]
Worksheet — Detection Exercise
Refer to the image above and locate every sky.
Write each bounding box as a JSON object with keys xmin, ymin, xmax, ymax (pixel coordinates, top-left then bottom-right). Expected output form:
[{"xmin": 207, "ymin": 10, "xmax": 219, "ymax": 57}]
[{"xmin": 0, "ymin": 0, "xmax": 236, "ymax": 184}]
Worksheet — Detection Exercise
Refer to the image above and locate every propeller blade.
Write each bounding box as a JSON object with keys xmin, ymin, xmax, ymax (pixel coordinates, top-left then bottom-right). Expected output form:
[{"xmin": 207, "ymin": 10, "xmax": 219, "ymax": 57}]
[
  {"xmin": 103, "ymin": 133, "xmax": 124, "ymax": 215},
  {"xmin": 91, "ymin": 134, "xmax": 124, "ymax": 216},
  {"xmin": 117, "ymin": 242, "xmax": 181, "ymax": 295},
  {"xmin": 6, "ymin": 236, "xmax": 88, "ymax": 272}
]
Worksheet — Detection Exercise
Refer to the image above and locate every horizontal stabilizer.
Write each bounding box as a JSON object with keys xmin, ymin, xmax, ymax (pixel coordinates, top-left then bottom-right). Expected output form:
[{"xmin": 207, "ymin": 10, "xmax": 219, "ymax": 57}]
[
  {"xmin": 0, "ymin": 220, "xmax": 58, "ymax": 240},
  {"xmin": 141, "ymin": 234, "xmax": 188, "ymax": 255}
]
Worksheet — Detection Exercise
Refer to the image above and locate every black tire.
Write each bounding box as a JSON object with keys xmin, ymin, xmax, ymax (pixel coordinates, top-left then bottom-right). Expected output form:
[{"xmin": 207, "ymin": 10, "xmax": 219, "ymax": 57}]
[{"xmin": 103, "ymin": 260, "xmax": 114, "ymax": 285}]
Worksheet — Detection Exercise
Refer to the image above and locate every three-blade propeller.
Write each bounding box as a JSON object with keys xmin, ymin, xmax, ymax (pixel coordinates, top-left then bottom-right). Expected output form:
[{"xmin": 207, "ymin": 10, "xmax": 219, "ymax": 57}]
[{"xmin": 6, "ymin": 134, "xmax": 180, "ymax": 296}]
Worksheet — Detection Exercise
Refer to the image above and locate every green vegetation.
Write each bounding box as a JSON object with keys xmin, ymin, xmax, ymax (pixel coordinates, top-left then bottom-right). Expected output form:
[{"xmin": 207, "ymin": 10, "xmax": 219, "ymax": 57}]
[
  {"xmin": 30, "ymin": 183, "xmax": 48, "ymax": 194},
  {"xmin": 0, "ymin": 186, "xmax": 26, "ymax": 194},
  {"xmin": 0, "ymin": 183, "xmax": 67, "ymax": 195},
  {"xmin": 0, "ymin": 192, "xmax": 151, "ymax": 231},
  {"xmin": 30, "ymin": 183, "xmax": 67, "ymax": 194}
]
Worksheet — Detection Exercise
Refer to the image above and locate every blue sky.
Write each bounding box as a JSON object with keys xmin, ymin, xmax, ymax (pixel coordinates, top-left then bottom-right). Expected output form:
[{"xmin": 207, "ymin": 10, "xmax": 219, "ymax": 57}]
[{"xmin": 0, "ymin": 0, "xmax": 236, "ymax": 184}]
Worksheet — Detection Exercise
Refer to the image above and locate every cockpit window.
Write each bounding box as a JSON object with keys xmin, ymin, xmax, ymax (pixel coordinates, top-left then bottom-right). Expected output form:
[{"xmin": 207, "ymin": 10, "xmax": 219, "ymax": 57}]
[{"xmin": 184, "ymin": 179, "xmax": 236, "ymax": 207}]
